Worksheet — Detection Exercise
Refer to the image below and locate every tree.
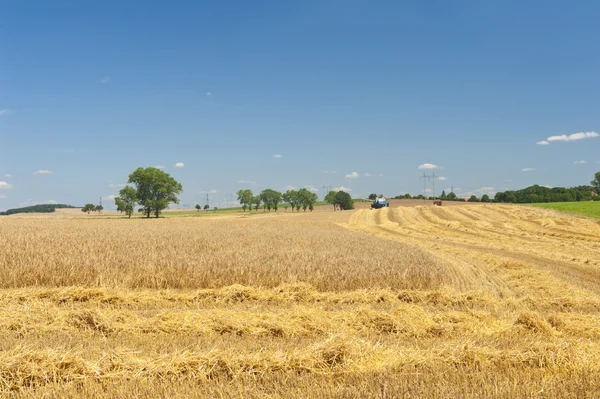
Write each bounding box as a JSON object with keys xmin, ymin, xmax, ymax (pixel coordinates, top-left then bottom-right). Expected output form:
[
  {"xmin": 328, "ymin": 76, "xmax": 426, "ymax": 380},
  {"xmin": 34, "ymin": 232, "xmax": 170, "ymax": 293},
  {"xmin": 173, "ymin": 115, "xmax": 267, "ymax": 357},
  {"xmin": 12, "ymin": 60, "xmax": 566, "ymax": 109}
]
[
  {"xmin": 195, "ymin": 204, "xmax": 201, "ymax": 212},
  {"xmin": 296, "ymin": 188, "xmax": 317, "ymax": 212},
  {"xmin": 204, "ymin": 204, "xmax": 210, "ymax": 211},
  {"xmin": 440, "ymin": 190, "xmax": 447, "ymax": 200},
  {"xmin": 324, "ymin": 190, "xmax": 337, "ymax": 211},
  {"xmin": 252, "ymin": 195, "xmax": 261, "ymax": 211},
  {"xmin": 282, "ymin": 190, "xmax": 298, "ymax": 212},
  {"xmin": 127, "ymin": 167, "xmax": 183, "ymax": 218},
  {"xmin": 334, "ymin": 191, "xmax": 354, "ymax": 210},
  {"xmin": 260, "ymin": 189, "xmax": 282, "ymax": 212},
  {"xmin": 82, "ymin": 204, "xmax": 96, "ymax": 214},
  {"xmin": 94, "ymin": 205, "xmax": 104, "ymax": 213},
  {"xmin": 481, "ymin": 194, "xmax": 490, "ymax": 203},
  {"xmin": 592, "ymin": 172, "xmax": 600, "ymax": 192},
  {"xmin": 368, "ymin": 193, "xmax": 377, "ymax": 200},
  {"xmin": 468, "ymin": 195, "xmax": 479, "ymax": 202},
  {"xmin": 237, "ymin": 189, "xmax": 253, "ymax": 212},
  {"xmin": 115, "ymin": 186, "xmax": 137, "ymax": 218}
]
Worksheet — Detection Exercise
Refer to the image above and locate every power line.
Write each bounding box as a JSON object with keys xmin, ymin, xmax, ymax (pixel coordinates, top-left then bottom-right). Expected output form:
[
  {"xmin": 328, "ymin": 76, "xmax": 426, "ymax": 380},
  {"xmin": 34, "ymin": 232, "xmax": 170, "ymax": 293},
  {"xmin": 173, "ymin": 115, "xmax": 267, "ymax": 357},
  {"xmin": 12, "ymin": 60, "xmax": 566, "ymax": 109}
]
[{"xmin": 418, "ymin": 173, "xmax": 440, "ymax": 198}]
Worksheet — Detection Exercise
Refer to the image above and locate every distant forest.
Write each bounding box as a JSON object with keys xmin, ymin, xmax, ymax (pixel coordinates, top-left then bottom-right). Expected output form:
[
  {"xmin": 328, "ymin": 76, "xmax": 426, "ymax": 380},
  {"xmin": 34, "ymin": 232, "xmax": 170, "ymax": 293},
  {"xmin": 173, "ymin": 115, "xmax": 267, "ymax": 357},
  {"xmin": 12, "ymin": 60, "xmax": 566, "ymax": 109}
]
[
  {"xmin": 394, "ymin": 185, "xmax": 598, "ymax": 204},
  {"xmin": 0, "ymin": 204, "xmax": 76, "ymax": 216},
  {"xmin": 494, "ymin": 185, "xmax": 597, "ymax": 203}
]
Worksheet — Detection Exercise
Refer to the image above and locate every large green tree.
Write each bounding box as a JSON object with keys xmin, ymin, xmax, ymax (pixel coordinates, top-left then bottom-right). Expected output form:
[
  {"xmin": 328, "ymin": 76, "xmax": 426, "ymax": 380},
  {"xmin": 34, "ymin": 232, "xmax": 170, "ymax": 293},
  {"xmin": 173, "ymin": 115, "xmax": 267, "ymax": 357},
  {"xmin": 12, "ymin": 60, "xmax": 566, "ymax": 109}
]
[
  {"xmin": 236, "ymin": 189, "xmax": 253, "ymax": 212},
  {"xmin": 324, "ymin": 190, "xmax": 337, "ymax": 210},
  {"xmin": 297, "ymin": 188, "xmax": 318, "ymax": 212},
  {"xmin": 260, "ymin": 189, "xmax": 282, "ymax": 212},
  {"xmin": 115, "ymin": 186, "xmax": 137, "ymax": 218},
  {"xmin": 81, "ymin": 204, "xmax": 96, "ymax": 214},
  {"xmin": 282, "ymin": 190, "xmax": 298, "ymax": 212},
  {"xmin": 334, "ymin": 191, "xmax": 354, "ymax": 210},
  {"xmin": 251, "ymin": 195, "xmax": 261, "ymax": 211},
  {"xmin": 127, "ymin": 167, "xmax": 183, "ymax": 218}
]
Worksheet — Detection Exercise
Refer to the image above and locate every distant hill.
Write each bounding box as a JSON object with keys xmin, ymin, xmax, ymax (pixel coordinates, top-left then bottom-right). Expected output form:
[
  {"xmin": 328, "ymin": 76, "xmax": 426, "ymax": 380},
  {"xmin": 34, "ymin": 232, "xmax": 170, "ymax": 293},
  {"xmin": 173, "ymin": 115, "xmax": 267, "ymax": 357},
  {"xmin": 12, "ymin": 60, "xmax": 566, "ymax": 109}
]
[{"xmin": 0, "ymin": 204, "xmax": 77, "ymax": 216}]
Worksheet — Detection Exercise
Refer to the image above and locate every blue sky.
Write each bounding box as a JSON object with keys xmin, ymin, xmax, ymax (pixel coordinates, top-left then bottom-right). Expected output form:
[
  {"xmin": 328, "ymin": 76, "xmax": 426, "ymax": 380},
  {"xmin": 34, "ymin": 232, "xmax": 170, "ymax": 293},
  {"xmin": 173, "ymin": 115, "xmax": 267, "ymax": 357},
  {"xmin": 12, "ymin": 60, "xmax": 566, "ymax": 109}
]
[{"xmin": 1, "ymin": 0, "xmax": 599, "ymax": 210}]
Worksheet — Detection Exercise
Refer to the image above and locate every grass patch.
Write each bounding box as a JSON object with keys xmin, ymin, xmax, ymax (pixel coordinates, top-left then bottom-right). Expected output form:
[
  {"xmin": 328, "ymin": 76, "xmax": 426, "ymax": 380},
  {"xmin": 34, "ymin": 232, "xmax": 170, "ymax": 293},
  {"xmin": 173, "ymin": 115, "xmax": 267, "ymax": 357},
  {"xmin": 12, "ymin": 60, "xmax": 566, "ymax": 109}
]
[{"xmin": 528, "ymin": 201, "xmax": 600, "ymax": 220}]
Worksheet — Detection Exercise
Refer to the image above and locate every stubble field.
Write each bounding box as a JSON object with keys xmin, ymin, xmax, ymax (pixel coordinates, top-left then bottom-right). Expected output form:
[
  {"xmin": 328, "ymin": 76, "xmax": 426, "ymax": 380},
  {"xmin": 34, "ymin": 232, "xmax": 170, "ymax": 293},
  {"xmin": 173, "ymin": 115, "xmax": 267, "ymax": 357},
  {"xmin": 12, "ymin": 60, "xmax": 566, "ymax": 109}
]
[{"xmin": 1, "ymin": 204, "xmax": 599, "ymax": 398}]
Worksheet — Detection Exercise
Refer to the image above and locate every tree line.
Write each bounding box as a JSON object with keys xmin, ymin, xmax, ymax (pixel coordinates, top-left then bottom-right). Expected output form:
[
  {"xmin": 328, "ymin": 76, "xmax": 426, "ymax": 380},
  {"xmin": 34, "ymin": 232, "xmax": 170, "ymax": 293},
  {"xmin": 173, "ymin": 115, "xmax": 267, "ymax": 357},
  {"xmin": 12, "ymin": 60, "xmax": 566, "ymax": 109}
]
[
  {"xmin": 236, "ymin": 188, "xmax": 319, "ymax": 212},
  {"xmin": 391, "ymin": 171, "xmax": 600, "ymax": 204},
  {"xmin": 0, "ymin": 204, "xmax": 75, "ymax": 216},
  {"xmin": 494, "ymin": 184, "xmax": 598, "ymax": 204},
  {"xmin": 235, "ymin": 189, "xmax": 354, "ymax": 212}
]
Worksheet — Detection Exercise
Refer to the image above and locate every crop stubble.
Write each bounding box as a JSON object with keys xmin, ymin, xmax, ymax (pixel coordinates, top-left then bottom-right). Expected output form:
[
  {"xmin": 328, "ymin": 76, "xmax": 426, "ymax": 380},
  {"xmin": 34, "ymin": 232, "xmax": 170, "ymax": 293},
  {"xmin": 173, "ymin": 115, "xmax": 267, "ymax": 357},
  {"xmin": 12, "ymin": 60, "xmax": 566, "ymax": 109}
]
[{"xmin": 1, "ymin": 204, "xmax": 599, "ymax": 398}]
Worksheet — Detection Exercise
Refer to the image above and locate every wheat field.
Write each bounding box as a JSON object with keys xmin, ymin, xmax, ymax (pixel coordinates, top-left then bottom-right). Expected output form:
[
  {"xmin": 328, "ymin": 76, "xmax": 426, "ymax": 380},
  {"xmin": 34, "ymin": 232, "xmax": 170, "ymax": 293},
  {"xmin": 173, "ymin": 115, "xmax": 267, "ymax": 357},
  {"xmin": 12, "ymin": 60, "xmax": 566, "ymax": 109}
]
[{"xmin": 1, "ymin": 204, "xmax": 600, "ymax": 398}]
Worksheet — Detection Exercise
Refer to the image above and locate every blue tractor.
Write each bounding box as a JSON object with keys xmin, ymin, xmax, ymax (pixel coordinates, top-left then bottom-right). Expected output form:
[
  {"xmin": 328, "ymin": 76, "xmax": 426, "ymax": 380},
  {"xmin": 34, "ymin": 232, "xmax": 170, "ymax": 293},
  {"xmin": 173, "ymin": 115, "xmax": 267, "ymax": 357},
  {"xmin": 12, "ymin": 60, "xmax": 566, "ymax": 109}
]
[{"xmin": 371, "ymin": 197, "xmax": 389, "ymax": 209}]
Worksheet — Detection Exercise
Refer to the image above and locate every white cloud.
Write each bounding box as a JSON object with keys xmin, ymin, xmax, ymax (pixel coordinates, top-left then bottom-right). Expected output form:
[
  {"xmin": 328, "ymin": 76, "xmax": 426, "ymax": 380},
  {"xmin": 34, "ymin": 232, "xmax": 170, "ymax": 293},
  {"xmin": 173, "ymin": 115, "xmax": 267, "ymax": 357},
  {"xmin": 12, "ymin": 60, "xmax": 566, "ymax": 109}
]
[
  {"xmin": 285, "ymin": 185, "xmax": 297, "ymax": 190},
  {"xmin": 3, "ymin": 174, "xmax": 11, "ymax": 178},
  {"xmin": 364, "ymin": 173, "xmax": 384, "ymax": 177},
  {"xmin": 418, "ymin": 163, "xmax": 438, "ymax": 169},
  {"xmin": 108, "ymin": 183, "xmax": 126, "ymax": 188},
  {"xmin": 438, "ymin": 176, "xmax": 447, "ymax": 181},
  {"xmin": 102, "ymin": 195, "xmax": 117, "ymax": 201},
  {"xmin": 522, "ymin": 168, "xmax": 535, "ymax": 172},
  {"xmin": 549, "ymin": 131, "xmax": 598, "ymax": 142},
  {"xmin": 345, "ymin": 171, "xmax": 360, "ymax": 179},
  {"xmin": 272, "ymin": 154, "xmax": 282, "ymax": 158},
  {"xmin": 323, "ymin": 170, "xmax": 336, "ymax": 174},
  {"xmin": 333, "ymin": 186, "xmax": 352, "ymax": 192},
  {"xmin": 238, "ymin": 180, "xmax": 257, "ymax": 186},
  {"xmin": 477, "ymin": 187, "xmax": 495, "ymax": 193},
  {"xmin": 542, "ymin": 185, "xmax": 553, "ymax": 189},
  {"xmin": 309, "ymin": 188, "xmax": 319, "ymax": 192},
  {"xmin": 156, "ymin": 165, "xmax": 165, "ymax": 169},
  {"xmin": 33, "ymin": 170, "xmax": 53, "ymax": 175},
  {"xmin": 47, "ymin": 200, "xmax": 57, "ymax": 204},
  {"xmin": 19, "ymin": 200, "xmax": 35, "ymax": 207},
  {"xmin": 205, "ymin": 92, "xmax": 213, "ymax": 97},
  {"xmin": 98, "ymin": 76, "xmax": 111, "ymax": 85},
  {"xmin": 201, "ymin": 189, "xmax": 218, "ymax": 194},
  {"xmin": 0, "ymin": 181, "xmax": 12, "ymax": 189},
  {"xmin": 574, "ymin": 160, "xmax": 586, "ymax": 164},
  {"xmin": 539, "ymin": 131, "xmax": 598, "ymax": 144},
  {"xmin": 175, "ymin": 162, "xmax": 184, "ymax": 168}
]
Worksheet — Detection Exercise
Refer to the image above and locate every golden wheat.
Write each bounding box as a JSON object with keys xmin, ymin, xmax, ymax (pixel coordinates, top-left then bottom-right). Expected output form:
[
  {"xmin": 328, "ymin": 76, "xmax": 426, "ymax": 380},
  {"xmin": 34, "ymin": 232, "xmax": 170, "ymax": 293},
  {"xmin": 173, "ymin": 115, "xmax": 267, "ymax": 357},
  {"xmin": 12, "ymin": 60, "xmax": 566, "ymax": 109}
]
[{"xmin": 1, "ymin": 204, "xmax": 600, "ymax": 397}]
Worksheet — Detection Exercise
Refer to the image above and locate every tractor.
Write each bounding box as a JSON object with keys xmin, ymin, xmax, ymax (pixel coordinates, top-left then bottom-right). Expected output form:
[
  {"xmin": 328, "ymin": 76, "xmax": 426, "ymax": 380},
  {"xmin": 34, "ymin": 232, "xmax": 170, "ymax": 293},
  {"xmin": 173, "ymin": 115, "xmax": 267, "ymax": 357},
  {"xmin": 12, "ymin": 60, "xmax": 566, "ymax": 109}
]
[{"xmin": 371, "ymin": 197, "xmax": 389, "ymax": 209}]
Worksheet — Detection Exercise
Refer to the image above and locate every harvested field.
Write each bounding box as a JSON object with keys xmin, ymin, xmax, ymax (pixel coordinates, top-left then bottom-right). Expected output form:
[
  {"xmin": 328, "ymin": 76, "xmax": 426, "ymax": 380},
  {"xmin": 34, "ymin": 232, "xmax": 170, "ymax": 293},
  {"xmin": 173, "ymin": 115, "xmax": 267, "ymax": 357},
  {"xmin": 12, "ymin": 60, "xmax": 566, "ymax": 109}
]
[{"xmin": 1, "ymin": 204, "xmax": 600, "ymax": 397}]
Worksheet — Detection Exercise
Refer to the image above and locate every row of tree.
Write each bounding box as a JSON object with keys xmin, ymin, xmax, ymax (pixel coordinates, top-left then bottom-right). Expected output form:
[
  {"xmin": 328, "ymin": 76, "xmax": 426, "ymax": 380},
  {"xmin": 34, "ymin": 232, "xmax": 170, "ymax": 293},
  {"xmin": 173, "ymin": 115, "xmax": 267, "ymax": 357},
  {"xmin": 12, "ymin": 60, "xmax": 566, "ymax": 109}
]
[
  {"xmin": 392, "ymin": 171, "xmax": 600, "ymax": 203},
  {"xmin": 393, "ymin": 192, "xmax": 468, "ymax": 201},
  {"xmin": 236, "ymin": 188, "xmax": 320, "ymax": 212},
  {"xmin": 0, "ymin": 204, "xmax": 75, "ymax": 216},
  {"xmin": 81, "ymin": 204, "xmax": 104, "ymax": 214},
  {"xmin": 494, "ymin": 184, "xmax": 597, "ymax": 204}
]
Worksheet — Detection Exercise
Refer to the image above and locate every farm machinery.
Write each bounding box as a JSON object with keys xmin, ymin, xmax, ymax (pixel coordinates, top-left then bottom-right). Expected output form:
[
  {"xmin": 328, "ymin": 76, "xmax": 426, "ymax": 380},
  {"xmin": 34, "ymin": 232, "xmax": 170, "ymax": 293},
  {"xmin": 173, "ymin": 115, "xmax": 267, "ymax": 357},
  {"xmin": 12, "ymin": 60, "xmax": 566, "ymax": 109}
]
[{"xmin": 371, "ymin": 197, "xmax": 389, "ymax": 209}]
